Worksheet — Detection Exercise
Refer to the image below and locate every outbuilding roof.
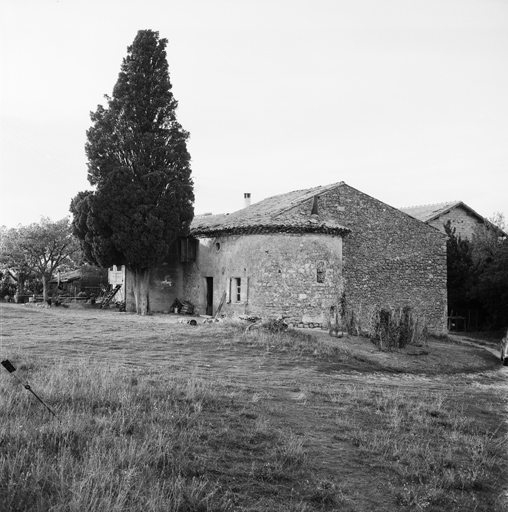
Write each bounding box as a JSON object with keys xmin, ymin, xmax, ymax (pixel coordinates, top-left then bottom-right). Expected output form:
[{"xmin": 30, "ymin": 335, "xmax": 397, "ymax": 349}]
[
  {"xmin": 400, "ymin": 201, "xmax": 472, "ymax": 223},
  {"xmin": 190, "ymin": 182, "xmax": 351, "ymax": 237},
  {"xmin": 400, "ymin": 201, "xmax": 508, "ymax": 237}
]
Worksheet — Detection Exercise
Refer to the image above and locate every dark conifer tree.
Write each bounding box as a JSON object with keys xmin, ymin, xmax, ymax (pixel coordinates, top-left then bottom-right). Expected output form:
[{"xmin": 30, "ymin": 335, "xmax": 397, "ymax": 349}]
[{"xmin": 70, "ymin": 30, "xmax": 193, "ymax": 314}]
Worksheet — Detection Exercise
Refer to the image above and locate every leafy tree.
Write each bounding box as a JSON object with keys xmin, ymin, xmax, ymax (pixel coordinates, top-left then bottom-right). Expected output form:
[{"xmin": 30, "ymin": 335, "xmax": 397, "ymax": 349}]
[
  {"xmin": 0, "ymin": 218, "xmax": 79, "ymax": 301},
  {"xmin": 70, "ymin": 30, "xmax": 193, "ymax": 315},
  {"xmin": 444, "ymin": 221, "xmax": 476, "ymax": 309},
  {"xmin": 1, "ymin": 225, "xmax": 33, "ymax": 300},
  {"xmin": 470, "ymin": 215, "xmax": 508, "ymax": 327},
  {"xmin": 0, "ymin": 267, "xmax": 20, "ymax": 300},
  {"xmin": 489, "ymin": 211, "xmax": 507, "ymax": 233}
]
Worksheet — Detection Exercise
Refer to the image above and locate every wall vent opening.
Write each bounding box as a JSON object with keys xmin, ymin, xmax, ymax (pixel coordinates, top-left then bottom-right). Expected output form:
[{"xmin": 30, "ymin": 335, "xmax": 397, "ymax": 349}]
[{"xmin": 311, "ymin": 195, "xmax": 319, "ymax": 215}]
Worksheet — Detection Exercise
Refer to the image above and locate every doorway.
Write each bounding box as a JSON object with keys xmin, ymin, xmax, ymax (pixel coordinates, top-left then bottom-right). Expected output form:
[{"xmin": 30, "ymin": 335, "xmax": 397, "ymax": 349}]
[{"xmin": 205, "ymin": 277, "xmax": 213, "ymax": 316}]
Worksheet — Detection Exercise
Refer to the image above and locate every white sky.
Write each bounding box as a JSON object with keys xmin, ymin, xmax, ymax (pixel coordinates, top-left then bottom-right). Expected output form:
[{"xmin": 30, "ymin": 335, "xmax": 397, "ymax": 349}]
[{"xmin": 1, "ymin": 0, "xmax": 507, "ymax": 229}]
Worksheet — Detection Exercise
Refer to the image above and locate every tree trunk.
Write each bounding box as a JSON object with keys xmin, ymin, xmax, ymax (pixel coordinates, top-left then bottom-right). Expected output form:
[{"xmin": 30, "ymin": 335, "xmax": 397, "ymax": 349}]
[
  {"xmin": 42, "ymin": 273, "xmax": 50, "ymax": 302},
  {"xmin": 132, "ymin": 268, "xmax": 151, "ymax": 315},
  {"xmin": 15, "ymin": 274, "xmax": 25, "ymax": 303}
]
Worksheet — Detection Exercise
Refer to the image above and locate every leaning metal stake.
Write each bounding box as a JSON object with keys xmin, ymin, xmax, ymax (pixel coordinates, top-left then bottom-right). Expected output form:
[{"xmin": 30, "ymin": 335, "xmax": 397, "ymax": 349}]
[{"xmin": 1, "ymin": 359, "xmax": 59, "ymax": 419}]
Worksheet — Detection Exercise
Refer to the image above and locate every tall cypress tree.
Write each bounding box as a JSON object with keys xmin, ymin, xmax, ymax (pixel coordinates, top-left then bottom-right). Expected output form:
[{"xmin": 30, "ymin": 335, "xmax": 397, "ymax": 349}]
[{"xmin": 70, "ymin": 30, "xmax": 194, "ymax": 315}]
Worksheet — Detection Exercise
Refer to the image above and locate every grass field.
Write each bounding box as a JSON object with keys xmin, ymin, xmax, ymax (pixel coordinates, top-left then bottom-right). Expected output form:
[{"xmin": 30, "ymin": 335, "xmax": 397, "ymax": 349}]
[{"xmin": 0, "ymin": 303, "xmax": 507, "ymax": 511}]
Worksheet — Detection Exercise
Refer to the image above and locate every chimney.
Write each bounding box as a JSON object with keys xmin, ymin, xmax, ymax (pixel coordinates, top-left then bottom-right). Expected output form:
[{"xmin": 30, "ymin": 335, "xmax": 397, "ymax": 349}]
[{"xmin": 244, "ymin": 193, "xmax": 251, "ymax": 208}]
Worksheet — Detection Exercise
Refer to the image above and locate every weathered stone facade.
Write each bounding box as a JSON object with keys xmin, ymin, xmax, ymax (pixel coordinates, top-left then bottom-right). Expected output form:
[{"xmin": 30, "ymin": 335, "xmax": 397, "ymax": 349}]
[
  {"xmin": 330, "ymin": 185, "xmax": 448, "ymax": 333},
  {"xmin": 182, "ymin": 233, "xmax": 343, "ymax": 327},
  {"xmin": 123, "ymin": 182, "xmax": 448, "ymax": 333},
  {"xmin": 427, "ymin": 206, "xmax": 484, "ymax": 240},
  {"xmin": 400, "ymin": 201, "xmax": 505, "ymax": 241}
]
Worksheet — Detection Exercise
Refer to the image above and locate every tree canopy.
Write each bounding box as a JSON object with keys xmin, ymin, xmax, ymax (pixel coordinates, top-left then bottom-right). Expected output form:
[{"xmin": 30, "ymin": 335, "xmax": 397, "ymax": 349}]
[
  {"xmin": 445, "ymin": 215, "xmax": 508, "ymax": 328},
  {"xmin": 70, "ymin": 30, "xmax": 194, "ymax": 314},
  {"xmin": 0, "ymin": 217, "xmax": 79, "ymax": 301}
]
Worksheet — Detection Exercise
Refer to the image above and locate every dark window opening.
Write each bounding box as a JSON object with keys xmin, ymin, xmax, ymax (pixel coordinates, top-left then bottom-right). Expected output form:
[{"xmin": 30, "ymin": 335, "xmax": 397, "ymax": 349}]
[
  {"xmin": 317, "ymin": 261, "xmax": 325, "ymax": 283},
  {"xmin": 180, "ymin": 238, "xmax": 197, "ymax": 262}
]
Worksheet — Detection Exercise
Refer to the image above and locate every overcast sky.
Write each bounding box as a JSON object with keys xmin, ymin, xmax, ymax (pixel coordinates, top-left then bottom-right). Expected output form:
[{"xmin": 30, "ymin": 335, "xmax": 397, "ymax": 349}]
[{"xmin": 1, "ymin": 0, "xmax": 507, "ymax": 229}]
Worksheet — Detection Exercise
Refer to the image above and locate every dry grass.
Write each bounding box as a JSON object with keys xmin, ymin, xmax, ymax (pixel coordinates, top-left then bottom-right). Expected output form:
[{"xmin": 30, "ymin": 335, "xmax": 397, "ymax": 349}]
[{"xmin": 0, "ymin": 303, "xmax": 507, "ymax": 511}]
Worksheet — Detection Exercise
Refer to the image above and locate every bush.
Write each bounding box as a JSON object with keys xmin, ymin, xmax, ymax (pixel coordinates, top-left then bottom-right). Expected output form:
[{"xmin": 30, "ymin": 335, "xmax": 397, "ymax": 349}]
[
  {"xmin": 261, "ymin": 316, "xmax": 288, "ymax": 333},
  {"xmin": 371, "ymin": 306, "xmax": 427, "ymax": 350}
]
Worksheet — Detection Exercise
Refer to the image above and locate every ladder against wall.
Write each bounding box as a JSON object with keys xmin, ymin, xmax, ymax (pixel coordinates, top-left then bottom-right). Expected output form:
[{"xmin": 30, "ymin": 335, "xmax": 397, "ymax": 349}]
[{"xmin": 100, "ymin": 284, "xmax": 122, "ymax": 309}]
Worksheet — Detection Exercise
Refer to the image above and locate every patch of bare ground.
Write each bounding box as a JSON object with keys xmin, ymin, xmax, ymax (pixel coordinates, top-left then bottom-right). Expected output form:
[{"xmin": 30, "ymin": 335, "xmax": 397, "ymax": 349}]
[{"xmin": 1, "ymin": 303, "xmax": 507, "ymax": 511}]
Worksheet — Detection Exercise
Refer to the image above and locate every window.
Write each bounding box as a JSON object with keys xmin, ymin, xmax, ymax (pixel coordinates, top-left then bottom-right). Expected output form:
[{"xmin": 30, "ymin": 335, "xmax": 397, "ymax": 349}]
[
  {"xmin": 180, "ymin": 238, "xmax": 197, "ymax": 262},
  {"xmin": 316, "ymin": 261, "xmax": 325, "ymax": 283},
  {"xmin": 233, "ymin": 278, "xmax": 242, "ymax": 302},
  {"xmin": 228, "ymin": 277, "xmax": 249, "ymax": 303}
]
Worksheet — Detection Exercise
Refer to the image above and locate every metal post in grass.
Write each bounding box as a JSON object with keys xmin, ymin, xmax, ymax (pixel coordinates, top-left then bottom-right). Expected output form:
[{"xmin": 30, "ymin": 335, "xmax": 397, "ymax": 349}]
[{"xmin": 1, "ymin": 359, "xmax": 59, "ymax": 419}]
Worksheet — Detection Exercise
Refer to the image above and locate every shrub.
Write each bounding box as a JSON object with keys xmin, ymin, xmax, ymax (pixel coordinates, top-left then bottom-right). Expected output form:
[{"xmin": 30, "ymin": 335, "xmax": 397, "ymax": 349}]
[
  {"xmin": 371, "ymin": 306, "xmax": 427, "ymax": 350},
  {"xmin": 261, "ymin": 316, "xmax": 288, "ymax": 333}
]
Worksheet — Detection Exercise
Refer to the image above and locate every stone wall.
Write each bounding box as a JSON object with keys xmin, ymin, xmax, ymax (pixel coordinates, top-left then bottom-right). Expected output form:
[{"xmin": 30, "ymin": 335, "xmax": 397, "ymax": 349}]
[
  {"xmin": 323, "ymin": 185, "xmax": 448, "ymax": 334},
  {"xmin": 183, "ymin": 233, "xmax": 344, "ymax": 326},
  {"xmin": 134, "ymin": 182, "xmax": 447, "ymax": 333},
  {"xmin": 125, "ymin": 240, "xmax": 184, "ymax": 313},
  {"xmin": 427, "ymin": 206, "xmax": 483, "ymax": 240}
]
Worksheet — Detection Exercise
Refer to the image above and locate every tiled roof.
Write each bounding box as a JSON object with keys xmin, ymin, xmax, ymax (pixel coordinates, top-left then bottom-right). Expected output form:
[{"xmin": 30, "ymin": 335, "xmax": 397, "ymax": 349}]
[
  {"xmin": 399, "ymin": 201, "xmax": 463, "ymax": 222},
  {"xmin": 50, "ymin": 269, "xmax": 82, "ymax": 284},
  {"xmin": 190, "ymin": 182, "xmax": 351, "ymax": 237},
  {"xmin": 400, "ymin": 201, "xmax": 508, "ymax": 237}
]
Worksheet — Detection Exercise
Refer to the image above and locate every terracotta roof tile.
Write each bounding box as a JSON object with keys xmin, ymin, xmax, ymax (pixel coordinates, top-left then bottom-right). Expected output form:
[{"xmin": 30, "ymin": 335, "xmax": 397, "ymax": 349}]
[
  {"xmin": 191, "ymin": 182, "xmax": 351, "ymax": 237},
  {"xmin": 399, "ymin": 201, "xmax": 462, "ymax": 222},
  {"xmin": 400, "ymin": 201, "xmax": 508, "ymax": 237}
]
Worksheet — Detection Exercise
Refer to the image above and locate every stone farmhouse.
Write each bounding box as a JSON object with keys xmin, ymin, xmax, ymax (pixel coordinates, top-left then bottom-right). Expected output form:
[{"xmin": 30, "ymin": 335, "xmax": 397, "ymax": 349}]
[
  {"xmin": 118, "ymin": 182, "xmax": 448, "ymax": 333},
  {"xmin": 400, "ymin": 201, "xmax": 506, "ymax": 240}
]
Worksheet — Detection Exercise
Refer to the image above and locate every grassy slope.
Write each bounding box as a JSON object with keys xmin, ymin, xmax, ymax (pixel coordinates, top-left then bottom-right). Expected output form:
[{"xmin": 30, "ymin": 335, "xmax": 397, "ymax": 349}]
[{"xmin": 0, "ymin": 303, "xmax": 507, "ymax": 511}]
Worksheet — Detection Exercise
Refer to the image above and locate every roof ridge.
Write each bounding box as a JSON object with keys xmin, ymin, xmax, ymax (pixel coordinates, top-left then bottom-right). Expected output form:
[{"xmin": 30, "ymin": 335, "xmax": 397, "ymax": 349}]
[{"xmin": 400, "ymin": 200, "xmax": 460, "ymax": 209}]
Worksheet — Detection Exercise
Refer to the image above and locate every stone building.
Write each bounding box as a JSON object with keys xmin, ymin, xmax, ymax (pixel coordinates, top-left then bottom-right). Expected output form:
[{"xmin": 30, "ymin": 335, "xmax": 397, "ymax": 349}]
[
  {"xmin": 400, "ymin": 201, "xmax": 505, "ymax": 240},
  {"xmin": 123, "ymin": 182, "xmax": 448, "ymax": 334}
]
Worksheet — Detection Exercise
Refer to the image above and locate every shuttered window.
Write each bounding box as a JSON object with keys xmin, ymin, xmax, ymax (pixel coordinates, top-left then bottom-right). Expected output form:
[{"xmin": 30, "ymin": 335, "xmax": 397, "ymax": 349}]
[
  {"xmin": 228, "ymin": 277, "xmax": 249, "ymax": 303},
  {"xmin": 180, "ymin": 238, "xmax": 197, "ymax": 262}
]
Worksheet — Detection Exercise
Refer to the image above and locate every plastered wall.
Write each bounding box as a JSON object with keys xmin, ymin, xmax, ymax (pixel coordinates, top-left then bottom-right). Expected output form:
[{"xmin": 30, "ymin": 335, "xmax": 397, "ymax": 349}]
[{"xmin": 183, "ymin": 233, "xmax": 344, "ymax": 326}]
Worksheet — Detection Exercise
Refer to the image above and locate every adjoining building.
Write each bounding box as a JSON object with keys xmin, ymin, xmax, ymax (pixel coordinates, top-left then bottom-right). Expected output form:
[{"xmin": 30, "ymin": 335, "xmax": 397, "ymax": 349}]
[{"xmin": 400, "ymin": 201, "xmax": 506, "ymax": 240}]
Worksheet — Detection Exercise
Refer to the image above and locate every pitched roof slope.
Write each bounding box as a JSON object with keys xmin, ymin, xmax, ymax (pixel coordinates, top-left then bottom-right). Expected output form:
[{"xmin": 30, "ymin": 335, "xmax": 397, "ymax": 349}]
[
  {"xmin": 191, "ymin": 182, "xmax": 351, "ymax": 237},
  {"xmin": 399, "ymin": 201, "xmax": 463, "ymax": 222},
  {"xmin": 400, "ymin": 201, "xmax": 508, "ymax": 237}
]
